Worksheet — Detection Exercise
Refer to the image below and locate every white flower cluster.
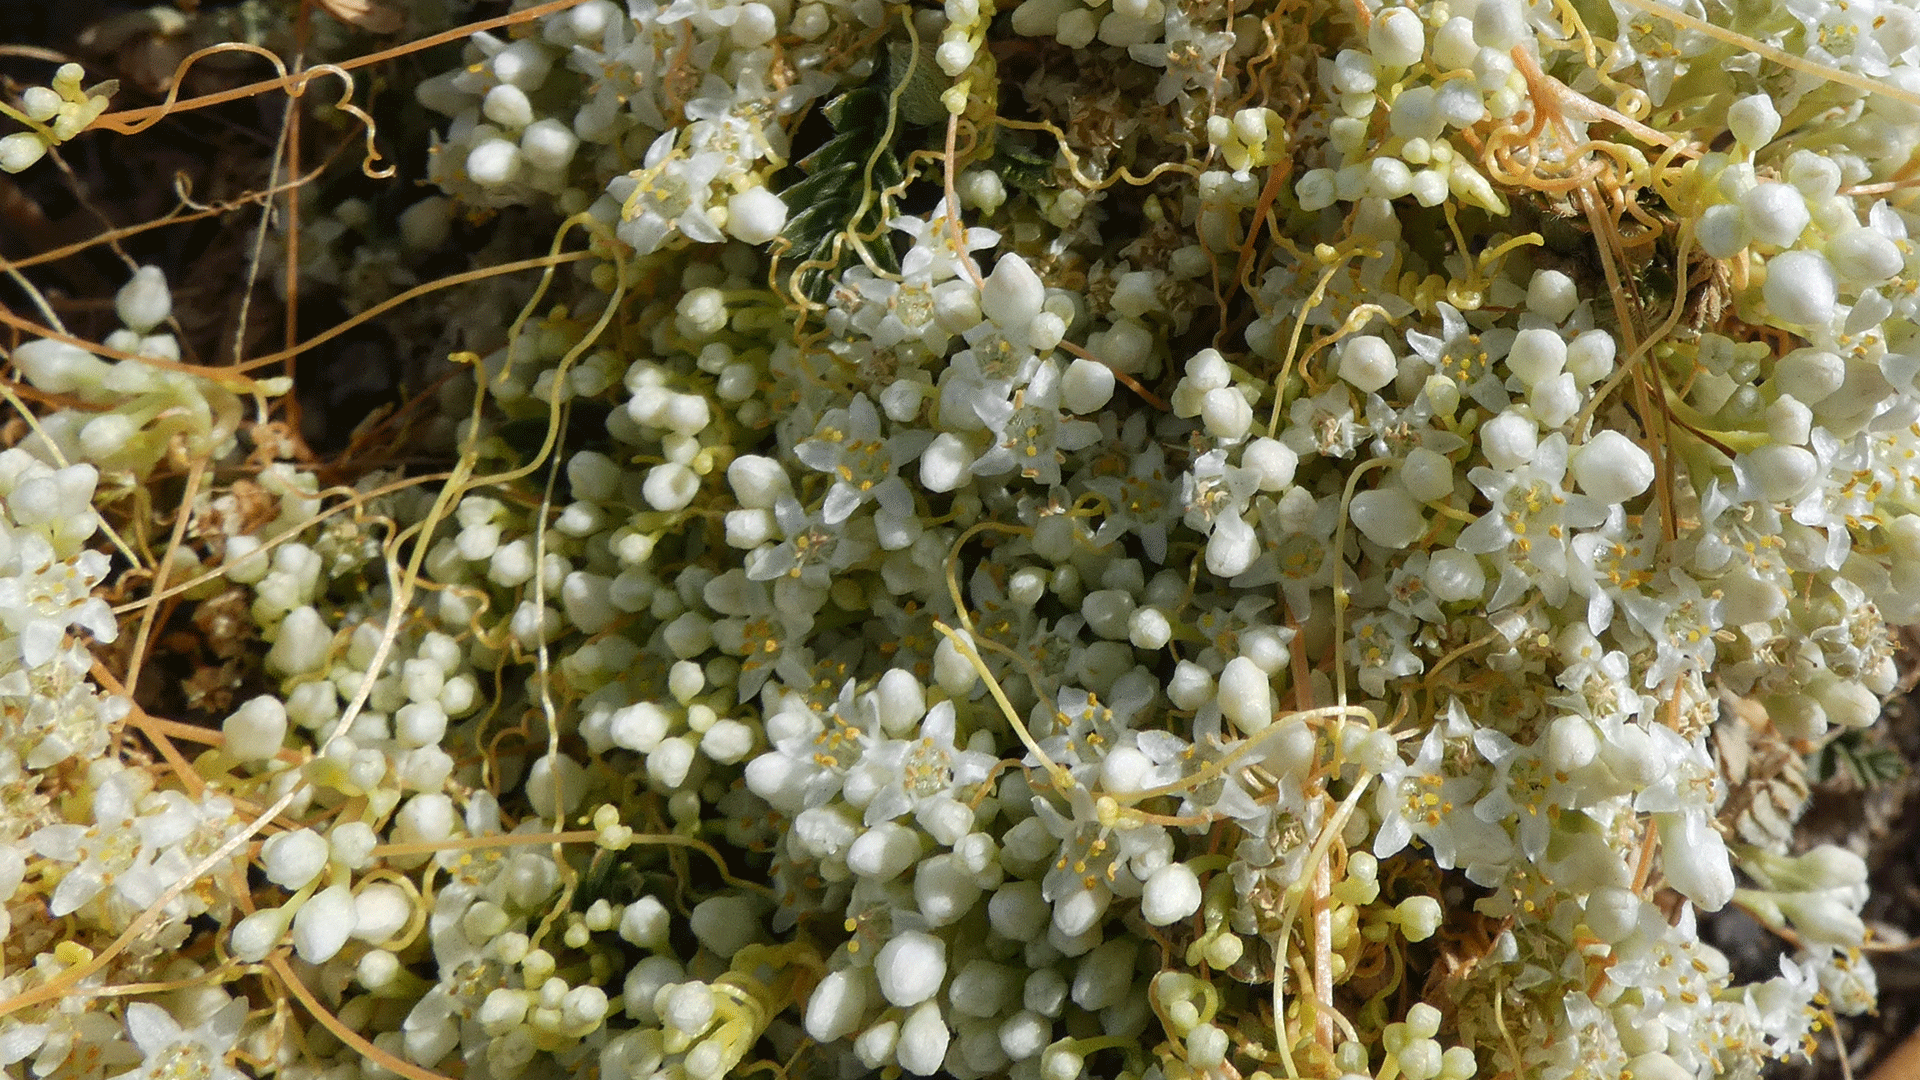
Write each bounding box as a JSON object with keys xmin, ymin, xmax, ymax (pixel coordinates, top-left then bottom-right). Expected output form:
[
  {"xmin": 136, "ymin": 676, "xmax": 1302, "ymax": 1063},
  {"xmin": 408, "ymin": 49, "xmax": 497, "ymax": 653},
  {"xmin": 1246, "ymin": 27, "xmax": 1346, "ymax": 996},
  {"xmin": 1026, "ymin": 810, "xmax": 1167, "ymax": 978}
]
[
  {"xmin": 5, "ymin": 0, "xmax": 1919, "ymax": 1076},
  {"xmin": 0, "ymin": 63, "xmax": 114, "ymax": 174},
  {"xmin": 413, "ymin": 0, "xmax": 838, "ymax": 253}
]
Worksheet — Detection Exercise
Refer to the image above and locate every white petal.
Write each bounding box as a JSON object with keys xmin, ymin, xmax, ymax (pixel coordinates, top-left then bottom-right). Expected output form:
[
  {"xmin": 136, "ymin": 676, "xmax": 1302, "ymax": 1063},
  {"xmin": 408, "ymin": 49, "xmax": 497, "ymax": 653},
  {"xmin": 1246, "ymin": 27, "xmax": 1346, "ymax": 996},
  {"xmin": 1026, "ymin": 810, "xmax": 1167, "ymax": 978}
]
[{"xmin": 124, "ymin": 1002, "xmax": 183, "ymax": 1056}]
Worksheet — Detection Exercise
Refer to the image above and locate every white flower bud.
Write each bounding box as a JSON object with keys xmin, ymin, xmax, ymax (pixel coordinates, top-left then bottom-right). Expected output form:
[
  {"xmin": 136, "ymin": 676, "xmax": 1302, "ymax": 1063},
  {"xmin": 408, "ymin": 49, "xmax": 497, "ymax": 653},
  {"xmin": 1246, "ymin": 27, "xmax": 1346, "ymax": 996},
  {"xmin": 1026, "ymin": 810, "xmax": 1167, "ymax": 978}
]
[
  {"xmin": 391, "ymin": 794, "xmax": 457, "ymax": 866},
  {"xmin": 691, "ymin": 893, "xmax": 762, "ymax": 958},
  {"xmin": 662, "ymin": 982, "xmax": 717, "ymax": 1033},
  {"xmin": 807, "ymin": 968, "xmax": 874, "ymax": 1043},
  {"xmin": 619, "ymin": 896, "xmax": 673, "ymax": 949},
  {"xmin": 989, "ymin": 880, "xmax": 1050, "ymax": 941},
  {"xmin": 490, "ymin": 40, "xmax": 553, "ymax": 89},
  {"xmin": 520, "ymin": 118, "xmax": 578, "ymax": 171},
  {"xmin": 915, "ymin": 854, "xmax": 982, "ymax": 926},
  {"xmin": 1242, "ymin": 437, "xmax": 1297, "ymax": 491},
  {"xmin": 1051, "ymin": 882, "xmax": 1110, "ymax": 937},
  {"xmin": 1570, "ymin": 430, "xmax": 1655, "ymax": 505},
  {"xmin": 726, "ymin": 455, "xmax": 789, "ymax": 509},
  {"xmin": 1565, "ymin": 329, "xmax": 1616, "ymax": 386},
  {"xmin": 1071, "ymin": 939, "xmax": 1135, "ymax": 1012},
  {"xmin": 1218, "ymin": 656, "xmax": 1273, "ymax": 732},
  {"xmin": 1187, "ymin": 1024, "xmax": 1228, "ymax": 1069},
  {"xmin": 999, "ymin": 1011, "xmax": 1051, "ymax": 1061},
  {"xmin": 482, "ymin": 84, "xmax": 534, "ymax": 128},
  {"xmin": 527, "ymin": 753, "xmax": 587, "ymax": 816},
  {"xmin": 1472, "ymin": 0, "xmax": 1526, "ymax": 49},
  {"xmin": 1350, "ymin": 486, "xmax": 1425, "ymax": 548},
  {"xmin": 232, "ymin": 906, "xmax": 292, "ymax": 962},
  {"xmin": 1525, "ymin": 269, "xmax": 1579, "ymax": 323},
  {"xmin": 262, "ymin": 828, "xmax": 330, "ymax": 890},
  {"xmin": 1480, "ymin": 410, "xmax": 1537, "ymax": 470},
  {"xmin": 1654, "ymin": 810, "xmax": 1734, "ymax": 910},
  {"xmin": 647, "ymin": 735, "xmax": 697, "ymax": 790},
  {"xmin": 1205, "ymin": 510, "xmax": 1259, "ymax": 577},
  {"xmin": 1626, "ymin": 1053, "xmax": 1692, "ymax": 1080},
  {"xmin": 1202, "ymin": 387, "xmax": 1254, "ymax": 439},
  {"xmin": 1038, "ymin": 1040, "xmax": 1085, "ymax": 1080},
  {"xmin": 115, "ymin": 266, "xmax": 172, "ymax": 333},
  {"xmin": 1584, "ymin": 885, "xmax": 1641, "ymax": 942},
  {"xmin": 223, "ymin": 695, "xmax": 288, "ymax": 762},
  {"xmin": 876, "ymin": 931, "xmax": 948, "ymax": 1007},
  {"xmin": 1695, "ymin": 203, "xmax": 1749, "ymax": 259},
  {"xmin": 1728, "ymin": 93, "xmax": 1781, "ymax": 148},
  {"xmin": 467, "ymin": 138, "xmax": 522, "ymax": 185},
  {"xmin": 1338, "ymin": 335, "xmax": 1398, "ymax": 393},
  {"xmin": 1426, "ymin": 548, "xmax": 1485, "ymax": 602},
  {"xmin": 1761, "ymin": 250, "xmax": 1838, "ymax": 326},
  {"xmin": 895, "ymin": 1002, "xmax": 951, "ymax": 1076},
  {"xmin": 1546, "ymin": 714, "xmax": 1598, "ymax": 773},
  {"xmin": 1399, "ymin": 447, "xmax": 1453, "ymax": 502},
  {"xmin": 13, "ymin": 338, "xmax": 107, "ymax": 395},
  {"xmin": 1060, "ymin": 358, "xmax": 1115, "ymax": 414},
  {"xmin": 1297, "ymin": 168, "xmax": 1338, "ymax": 211},
  {"xmin": 1813, "ymin": 677, "xmax": 1880, "ymax": 729},
  {"xmin": 848, "ymin": 822, "xmax": 922, "ymax": 881},
  {"xmin": 1505, "ymin": 328, "xmax": 1566, "ymax": 387},
  {"xmin": 1168, "ymin": 659, "xmax": 1215, "ymax": 711},
  {"xmin": 921, "ymin": 433, "xmax": 975, "ymax": 493},
  {"xmin": 1394, "ymin": 895, "xmax": 1442, "ymax": 941},
  {"xmin": 1370, "ymin": 8, "xmax": 1426, "ymax": 66},
  {"xmin": 1774, "ymin": 348, "xmax": 1845, "ymax": 405},
  {"xmin": 700, "ymin": 719, "xmax": 754, "ymax": 764},
  {"xmin": 292, "ymin": 884, "xmax": 356, "ymax": 964},
  {"xmin": 1827, "ymin": 227, "xmax": 1903, "ymax": 286},
  {"xmin": 352, "ymin": 883, "xmax": 412, "ymax": 944},
  {"xmin": 267, "ymin": 607, "xmax": 332, "ymax": 676},
  {"xmin": 934, "ymin": 630, "xmax": 981, "ymax": 696},
  {"xmin": 726, "ymin": 187, "xmax": 788, "ymax": 245},
  {"xmin": 1142, "ymin": 862, "xmax": 1202, "ymax": 925},
  {"xmin": 1128, "ymin": 606, "xmax": 1172, "ymax": 650},
  {"xmin": 1741, "ymin": 182, "xmax": 1810, "ymax": 248},
  {"xmin": 330, "ymin": 821, "xmax": 378, "ymax": 869},
  {"xmin": 0, "ymin": 132, "xmax": 48, "ymax": 173},
  {"xmin": 642, "ymin": 463, "xmax": 700, "ymax": 512},
  {"xmin": 982, "ymin": 255, "xmax": 1045, "ymax": 331},
  {"xmin": 1742, "ymin": 444, "xmax": 1819, "ymax": 502},
  {"xmin": 949, "ymin": 960, "xmax": 1020, "ymax": 1019}
]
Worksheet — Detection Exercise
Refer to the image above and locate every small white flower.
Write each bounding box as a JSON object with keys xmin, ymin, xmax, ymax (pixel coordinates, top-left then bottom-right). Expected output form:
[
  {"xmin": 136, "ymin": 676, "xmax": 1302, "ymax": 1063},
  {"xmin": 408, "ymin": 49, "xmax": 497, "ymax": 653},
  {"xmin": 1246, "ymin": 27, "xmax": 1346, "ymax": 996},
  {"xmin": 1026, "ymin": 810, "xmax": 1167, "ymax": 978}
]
[
  {"xmin": 112, "ymin": 999, "xmax": 248, "ymax": 1080},
  {"xmin": 614, "ymin": 133, "xmax": 728, "ymax": 255}
]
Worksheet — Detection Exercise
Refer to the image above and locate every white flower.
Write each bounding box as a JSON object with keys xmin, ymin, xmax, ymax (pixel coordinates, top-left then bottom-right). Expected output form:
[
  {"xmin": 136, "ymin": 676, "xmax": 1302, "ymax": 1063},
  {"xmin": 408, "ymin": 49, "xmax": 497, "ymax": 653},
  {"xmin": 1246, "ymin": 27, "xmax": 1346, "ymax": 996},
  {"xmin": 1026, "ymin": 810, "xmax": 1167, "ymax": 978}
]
[
  {"xmin": 1085, "ymin": 439, "xmax": 1177, "ymax": 563},
  {"xmin": 1616, "ymin": 569, "xmax": 1723, "ymax": 689},
  {"xmin": 1454, "ymin": 434, "xmax": 1606, "ymax": 607},
  {"xmin": 891, "ymin": 198, "xmax": 999, "ymax": 283},
  {"xmin": 0, "ymin": 533, "xmax": 117, "ymax": 668},
  {"xmin": 745, "ymin": 498, "xmax": 874, "ymax": 588},
  {"xmin": 110, "ymin": 1000, "xmax": 248, "ymax": 1080},
  {"xmin": 614, "ymin": 133, "xmax": 728, "ymax": 255},
  {"xmin": 972, "ymin": 361, "xmax": 1103, "ymax": 487},
  {"xmin": 851, "ymin": 700, "xmax": 997, "ymax": 826},
  {"xmin": 1126, "ymin": 4, "xmax": 1236, "ymax": 106},
  {"xmin": 795, "ymin": 395, "xmax": 932, "ymax": 525}
]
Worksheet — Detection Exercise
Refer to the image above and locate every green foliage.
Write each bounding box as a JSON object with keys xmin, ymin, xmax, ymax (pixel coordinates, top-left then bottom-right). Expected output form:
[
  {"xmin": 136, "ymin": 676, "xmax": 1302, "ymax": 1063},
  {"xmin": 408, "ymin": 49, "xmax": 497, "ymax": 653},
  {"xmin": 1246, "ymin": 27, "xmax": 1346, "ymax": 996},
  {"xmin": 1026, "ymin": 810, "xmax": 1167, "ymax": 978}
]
[
  {"xmin": 777, "ymin": 84, "xmax": 907, "ymax": 303},
  {"xmin": 1810, "ymin": 729, "xmax": 1909, "ymax": 791}
]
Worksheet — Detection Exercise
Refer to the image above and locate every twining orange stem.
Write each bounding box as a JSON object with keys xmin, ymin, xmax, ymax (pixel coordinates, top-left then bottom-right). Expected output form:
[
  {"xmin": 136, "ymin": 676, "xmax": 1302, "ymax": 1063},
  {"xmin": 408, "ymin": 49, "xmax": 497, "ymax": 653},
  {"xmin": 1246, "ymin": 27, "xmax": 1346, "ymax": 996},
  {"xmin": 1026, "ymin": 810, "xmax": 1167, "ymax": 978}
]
[{"xmin": 88, "ymin": 0, "xmax": 594, "ymax": 136}]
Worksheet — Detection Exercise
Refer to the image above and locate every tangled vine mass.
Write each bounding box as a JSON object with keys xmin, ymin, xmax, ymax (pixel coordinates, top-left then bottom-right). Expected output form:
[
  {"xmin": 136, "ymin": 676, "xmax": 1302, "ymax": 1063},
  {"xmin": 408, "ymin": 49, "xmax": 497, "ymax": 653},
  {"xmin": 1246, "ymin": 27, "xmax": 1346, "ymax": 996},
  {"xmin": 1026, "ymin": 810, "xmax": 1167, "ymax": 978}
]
[{"xmin": 1, "ymin": 0, "xmax": 1917, "ymax": 1078}]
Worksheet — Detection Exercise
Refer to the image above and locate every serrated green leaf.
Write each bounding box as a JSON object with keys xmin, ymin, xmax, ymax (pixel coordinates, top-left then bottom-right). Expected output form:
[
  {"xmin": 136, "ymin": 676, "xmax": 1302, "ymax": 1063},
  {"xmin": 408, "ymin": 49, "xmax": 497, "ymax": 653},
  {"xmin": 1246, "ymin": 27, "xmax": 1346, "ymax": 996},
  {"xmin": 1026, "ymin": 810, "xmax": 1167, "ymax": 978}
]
[{"xmin": 777, "ymin": 78, "xmax": 916, "ymax": 301}]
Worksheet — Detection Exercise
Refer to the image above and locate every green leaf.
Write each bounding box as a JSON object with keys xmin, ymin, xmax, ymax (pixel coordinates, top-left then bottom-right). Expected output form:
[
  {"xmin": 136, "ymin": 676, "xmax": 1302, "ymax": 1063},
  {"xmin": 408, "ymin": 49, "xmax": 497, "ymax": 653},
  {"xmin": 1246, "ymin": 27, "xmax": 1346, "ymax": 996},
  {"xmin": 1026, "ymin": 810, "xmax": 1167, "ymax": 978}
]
[{"xmin": 777, "ymin": 84, "xmax": 908, "ymax": 303}]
